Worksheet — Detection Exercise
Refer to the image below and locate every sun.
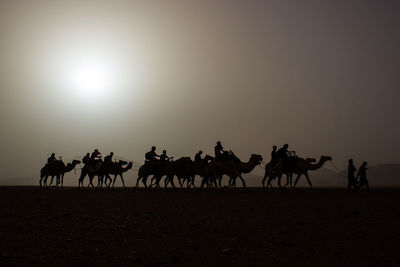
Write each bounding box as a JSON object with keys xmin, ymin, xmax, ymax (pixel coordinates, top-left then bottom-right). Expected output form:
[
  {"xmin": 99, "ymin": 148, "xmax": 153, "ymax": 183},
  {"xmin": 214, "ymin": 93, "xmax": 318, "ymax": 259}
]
[{"xmin": 64, "ymin": 55, "xmax": 117, "ymax": 101}]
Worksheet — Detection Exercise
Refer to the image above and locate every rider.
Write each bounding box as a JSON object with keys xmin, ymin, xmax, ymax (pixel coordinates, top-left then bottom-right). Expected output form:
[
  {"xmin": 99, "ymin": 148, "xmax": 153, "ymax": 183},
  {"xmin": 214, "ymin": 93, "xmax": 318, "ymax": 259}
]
[
  {"xmin": 90, "ymin": 149, "xmax": 102, "ymax": 160},
  {"xmin": 145, "ymin": 146, "xmax": 160, "ymax": 163},
  {"xmin": 270, "ymin": 145, "xmax": 277, "ymax": 163},
  {"xmin": 82, "ymin": 153, "xmax": 90, "ymax": 164},
  {"xmin": 214, "ymin": 141, "xmax": 225, "ymax": 161},
  {"xmin": 194, "ymin": 150, "xmax": 203, "ymax": 163},
  {"xmin": 47, "ymin": 153, "xmax": 57, "ymax": 164},
  {"xmin": 104, "ymin": 152, "xmax": 114, "ymax": 163},
  {"xmin": 160, "ymin": 150, "xmax": 172, "ymax": 162},
  {"xmin": 276, "ymin": 144, "xmax": 295, "ymax": 161}
]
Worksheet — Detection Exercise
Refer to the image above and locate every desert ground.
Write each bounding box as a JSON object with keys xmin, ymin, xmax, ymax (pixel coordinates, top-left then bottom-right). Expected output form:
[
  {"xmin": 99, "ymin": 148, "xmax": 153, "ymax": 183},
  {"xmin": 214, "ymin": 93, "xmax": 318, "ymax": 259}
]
[{"xmin": 1, "ymin": 187, "xmax": 400, "ymax": 266}]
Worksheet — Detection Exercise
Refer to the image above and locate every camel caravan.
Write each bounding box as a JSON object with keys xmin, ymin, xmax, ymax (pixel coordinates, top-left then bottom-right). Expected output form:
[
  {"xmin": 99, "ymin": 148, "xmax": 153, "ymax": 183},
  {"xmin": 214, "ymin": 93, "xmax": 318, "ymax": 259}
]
[{"xmin": 40, "ymin": 142, "xmax": 332, "ymax": 189}]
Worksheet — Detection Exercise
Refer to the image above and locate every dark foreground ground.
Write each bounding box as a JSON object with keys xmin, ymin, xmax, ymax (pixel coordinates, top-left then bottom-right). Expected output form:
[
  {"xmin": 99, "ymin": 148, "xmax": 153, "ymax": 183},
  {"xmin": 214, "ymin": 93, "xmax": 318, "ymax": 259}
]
[{"xmin": 1, "ymin": 187, "xmax": 400, "ymax": 266}]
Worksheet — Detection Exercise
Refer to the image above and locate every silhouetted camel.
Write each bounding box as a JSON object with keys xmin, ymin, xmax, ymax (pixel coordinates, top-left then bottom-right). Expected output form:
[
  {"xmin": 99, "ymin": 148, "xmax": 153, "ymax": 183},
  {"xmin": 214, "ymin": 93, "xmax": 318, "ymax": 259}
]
[
  {"xmin": 106, "ymin": 161, "xmax": 133, "ymax": 188},
  {"xmin": 40, "ymin": 160, "xmax": 80, "ymax": 188},
  {"xmin": 136, "ymin": 160, "xmax": 172, "ymax": 188},
  {"xmin": 263, "ymin": 157, "xmax": 316, "ymax": 189},
  {"xmin": 205, "ymin": 153, "xmax": 263, "ymax": 188},
  {"xmin": 78, "ymin": 159, "xmax": 105, "ymax": 188},
  {"xmin": 263, "ymin": 156, "xmax": 331, "ymax": 189}
]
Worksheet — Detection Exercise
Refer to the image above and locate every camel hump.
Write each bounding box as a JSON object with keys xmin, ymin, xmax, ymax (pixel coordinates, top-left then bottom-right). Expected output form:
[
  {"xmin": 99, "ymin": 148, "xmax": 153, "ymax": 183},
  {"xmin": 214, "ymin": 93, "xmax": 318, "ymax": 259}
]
[{"xmin": 86, "ymin": 160, "xmax": 103, "ymax": 172}]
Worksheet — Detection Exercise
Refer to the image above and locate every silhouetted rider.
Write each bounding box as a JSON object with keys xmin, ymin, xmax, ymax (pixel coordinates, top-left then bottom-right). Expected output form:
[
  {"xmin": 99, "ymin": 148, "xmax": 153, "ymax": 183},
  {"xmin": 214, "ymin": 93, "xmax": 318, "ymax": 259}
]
[
  {"xmin": 91, "ymin": 149, "xmax": 102, "ymax": 160},
  {"xmin": 160, "ymin": 150, "xmax": 172, "ymax": 161},
  {"xmin": 47, "ymin": 153, "xmax": 57, "ymax": 164},
  {"xmin": 145, "ymin": 146, "xmax": 160, "ymax": 163},
  {"xmin": 104, "ymin": 152, "xmax": 114, "ymax": 163},
  {"xmin": 82, "ymin": 153, "xmax": 90, "ymax": 164},
  {"xmin": 195, "ymin": 150, "xmax": 203, "ymax": 163},
  {"xmin": 214, "ymin": 141, "xmax": 225, "ymax": 161},
  {"xmin": 276, "ymin": 144, "xmax": 295, "ymax": 161},
  {"xmin": 270, "ymin": 146, "xmax": 277, "ymax": 163}
]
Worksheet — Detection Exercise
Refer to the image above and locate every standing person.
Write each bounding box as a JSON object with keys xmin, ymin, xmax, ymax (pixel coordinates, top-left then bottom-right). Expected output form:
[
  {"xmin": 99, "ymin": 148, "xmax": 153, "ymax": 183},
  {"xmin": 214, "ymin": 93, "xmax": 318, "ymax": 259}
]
[
  {"xmin": 346, "ymin": 159, "xmax": 357, "ymax": 192},
  {"xmin": 355, "ymin": 161, "xmax": 370, "ymax": 192}
]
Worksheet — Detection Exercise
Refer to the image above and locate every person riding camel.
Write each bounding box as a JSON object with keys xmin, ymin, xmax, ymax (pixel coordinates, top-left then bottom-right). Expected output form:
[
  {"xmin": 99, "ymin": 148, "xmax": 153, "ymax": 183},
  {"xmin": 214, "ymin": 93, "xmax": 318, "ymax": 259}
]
[
  {"xmin": 145, "ymin": 146, "xmax": 160, "ymax": 163},
  {"xmin": 194, "ymin": 150, "xmax": 203, "ymax": 163},
  {"xmin": 160, "ymin": 150, "xmax": 172, "ymax": 162},
  {"xmin": 270, "ymin": 146, "xmax": 277, "ymax": 163},
  {"xmin": 104, "ymin": 152, "xmax": 114, "ymax": 164},
  {"xmin": 47, "ymin": 153, "xmax": 57, "ymax": 165},
  {"xmin": 214, "ymin": 141, "xmax": 226, "ymax": 161},
  {"xmin": 90, "ymin": 149, "xmax": 102, "ymax": 161},
  {"xmin": 82, "ymin": 153, "xmax": 90, "ymax": 164}
]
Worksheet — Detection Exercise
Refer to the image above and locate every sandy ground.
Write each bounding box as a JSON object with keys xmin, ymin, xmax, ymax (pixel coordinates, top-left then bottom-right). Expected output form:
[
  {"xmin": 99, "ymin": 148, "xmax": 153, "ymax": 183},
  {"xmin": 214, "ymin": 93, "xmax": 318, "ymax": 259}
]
[{"xmin": 1, "ymin": 187, "xmax": 400, "ymax": 266}]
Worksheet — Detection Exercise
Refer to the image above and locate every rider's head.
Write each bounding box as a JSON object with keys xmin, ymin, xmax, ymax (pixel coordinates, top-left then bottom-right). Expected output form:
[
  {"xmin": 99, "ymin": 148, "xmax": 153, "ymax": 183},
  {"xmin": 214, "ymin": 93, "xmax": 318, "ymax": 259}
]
[
  {"xmin": 217, "ymin": 141, "xmax": 222, "ymax": 146},
  {"xmin": 273, "ymin": 145, "xmax": 277, "ymax": 150},
  {"xmin": 163, "ymin": 150, "xmax": 167, "ymax": 154},
  {"xmin": 199, "ymin": 150, "xmax": 203, "ymax": 154},
  {"xmin": 86, "ymin": 153, "xmax": 90, "ymax": 156},
  {"xmin": 283, "ymin": 144, "xmax": 289, "ymax": 149},
  {"xmin": 349, "ymin": 159, "xmax": 353, "ymax": 164},
  {"xmin": 362, "ymin": 161, "xmax": 368, "ymax": 167},
  {"xmin": 110, "ymin": 152, "xmax": 114, "ymax": 156},
  {"xmin": 151, "ymin": 146, "xmax": 156, "ymax": 151},
  {"xmin": 51, "ymin": 153, "xmax": 55, "ymax": 157}
]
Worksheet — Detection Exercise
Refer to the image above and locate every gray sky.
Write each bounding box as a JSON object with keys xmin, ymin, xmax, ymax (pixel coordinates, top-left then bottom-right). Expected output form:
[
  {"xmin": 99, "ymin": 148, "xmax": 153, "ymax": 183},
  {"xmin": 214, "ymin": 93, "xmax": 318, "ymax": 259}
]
[{"xmin": 1, "ymin": 0, "xmax": 400, "ymax": 182}]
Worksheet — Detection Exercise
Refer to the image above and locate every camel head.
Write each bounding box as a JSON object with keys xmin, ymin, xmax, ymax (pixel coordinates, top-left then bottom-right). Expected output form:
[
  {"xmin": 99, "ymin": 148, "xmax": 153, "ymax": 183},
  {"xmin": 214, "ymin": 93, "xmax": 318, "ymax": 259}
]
[
  {"xmin": 72, "ymin": 160, "xmax": 81, "ymax": 165},
  {"xmin": 321, "ymin": 156, "xmax": 332, "ymax": 162},
  {"xmin": 250, "ymin": 154, "xmax": 263, "ymax": 165},
  {"xmin": 118, "ymin": 160, "xmax": 128, "ymax": 166}
]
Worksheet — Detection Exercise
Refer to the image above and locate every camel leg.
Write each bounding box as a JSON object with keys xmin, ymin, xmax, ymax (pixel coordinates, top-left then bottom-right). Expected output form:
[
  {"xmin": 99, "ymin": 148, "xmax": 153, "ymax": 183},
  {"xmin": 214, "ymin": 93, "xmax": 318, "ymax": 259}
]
[
  {"xmin": 142, "ymin": 176, "xmax": 148, "ymax": 188},
  {"xmin": 304, "ymin": 173, "xmax": 312, "ymax": 189},
  {"xmin": 293, "ymin": 173, "xmax": 302, "ymax": 188},
  {"xmin": 136, "ymin": 176, "xmax": 141, "ymax": 188},
  {"xmin": 49, "ymin": 176, "xmax": 55, "ymax": 187},
  {"xmin": 262, "ymin": 174, "xmax": 268, "ymax": 189},
  {"xmin": 238, "ymin": 175, "xmax": 246, "ymax": 188},
  {"xmin": 112, "ymin": 175, "xmax": 118, "ymax": 188}
]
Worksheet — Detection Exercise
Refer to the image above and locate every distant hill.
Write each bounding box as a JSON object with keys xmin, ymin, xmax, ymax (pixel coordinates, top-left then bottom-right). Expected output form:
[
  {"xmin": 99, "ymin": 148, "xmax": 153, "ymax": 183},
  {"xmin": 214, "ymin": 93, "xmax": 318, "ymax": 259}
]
[{"xmin": 1, "ymin": 164, "xmax": 399, "ymax": 187}]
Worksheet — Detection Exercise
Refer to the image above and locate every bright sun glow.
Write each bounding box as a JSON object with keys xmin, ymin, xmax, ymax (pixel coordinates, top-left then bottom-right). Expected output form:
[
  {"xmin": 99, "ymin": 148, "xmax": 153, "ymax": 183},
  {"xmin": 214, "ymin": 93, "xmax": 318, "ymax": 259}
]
[{"xmin": 70, "ymin": 59, "xmax": 116, "ymax": 99}]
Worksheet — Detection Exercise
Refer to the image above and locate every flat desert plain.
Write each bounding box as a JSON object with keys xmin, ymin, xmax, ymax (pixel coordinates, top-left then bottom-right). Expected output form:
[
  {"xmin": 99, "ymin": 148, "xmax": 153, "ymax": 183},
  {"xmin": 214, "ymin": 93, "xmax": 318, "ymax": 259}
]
[{"xmin": 1, "ymin": 187, "xmax": 400, "ymax": 266}]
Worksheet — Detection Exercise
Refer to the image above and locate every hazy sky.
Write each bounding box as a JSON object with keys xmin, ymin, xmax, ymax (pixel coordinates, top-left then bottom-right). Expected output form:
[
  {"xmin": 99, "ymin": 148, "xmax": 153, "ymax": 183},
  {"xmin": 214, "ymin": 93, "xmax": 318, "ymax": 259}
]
[{"xmin": 1, "ymin": 0, "xmax": 399, "ymax": 181}]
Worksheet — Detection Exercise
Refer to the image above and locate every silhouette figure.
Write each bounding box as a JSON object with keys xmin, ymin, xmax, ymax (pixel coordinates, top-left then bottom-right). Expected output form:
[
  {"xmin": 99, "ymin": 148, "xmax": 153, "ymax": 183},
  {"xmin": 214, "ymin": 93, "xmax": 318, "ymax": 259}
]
[
  {"xmin": 47, "ymin": 153, "xmax": 57, "ymax": 164},
  {"xmin": 91, "ymin": 149, "xmax": 102, "ymax": 160},
  {"xmin": 145, "ymin": 146, "xmax": 160, "ymax": 163},
  {"xmin": 160, "ymin": 150, "xmax": 172, "ymax": 162},
  {"xmin": 82, "ymin": 153, "xmax": 90, "ymax": 164},
  {"xmin": 355, "ymin": 161, "xmax": 370, "ymax": 192},
  {"xmin": 104, "ymin": 152, "xmax": 114, "ymax": 163},
  {"xmin": 194, "ymin": 150, "xmax": 203, "ymax": 163},
  {"xmin": 214, "ymin": 141, "xmax": 225, "ymax": 161},
  {"xmin": 346, "ymin": 159, "xmax": 357, "ymax": 192}
]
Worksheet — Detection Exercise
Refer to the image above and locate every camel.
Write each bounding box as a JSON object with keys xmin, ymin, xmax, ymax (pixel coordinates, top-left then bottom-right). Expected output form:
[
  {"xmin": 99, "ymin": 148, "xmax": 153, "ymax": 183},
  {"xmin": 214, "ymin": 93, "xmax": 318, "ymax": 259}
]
[
  {"xmin": 291, "ymin": 156, "xmax": 332, "ymax": 188},
  {"xmin": 78, "ymin": 159, "xmax": 105, "ymax": 188},
  {"xmin": 206, "ymin": 153, "xmax": 263, "ymax": 188},
  {"xmin": 107, "ymin": 161, "xmax": 133, "ymax": 188},
  {"xmin": 262, "ymin": 156, "xmax": 332, "ymax": 189},
  {"xmin": 136, "ymin": 160, "xmax": 172, "ymax": 188},
  {"xmin": 40, "ymin": 160, "xmax": 80, "ymax": 188},
  {"xmin": 263, "ymin": 157, "xmax": 316, "ymax": 189}
]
